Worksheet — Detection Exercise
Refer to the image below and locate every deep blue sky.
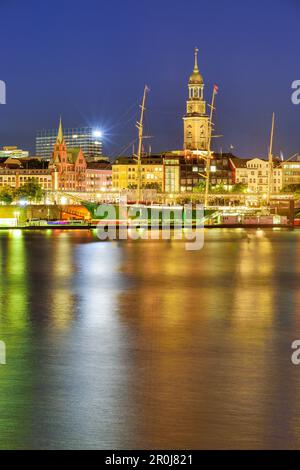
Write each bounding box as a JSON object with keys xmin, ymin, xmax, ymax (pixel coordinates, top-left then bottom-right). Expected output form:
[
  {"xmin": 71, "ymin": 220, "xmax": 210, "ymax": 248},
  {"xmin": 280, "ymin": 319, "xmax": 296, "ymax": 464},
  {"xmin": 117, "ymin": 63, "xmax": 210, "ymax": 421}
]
[{"xmin": 0, "ymin": 0, "xmax": 299, "ymax": 158}]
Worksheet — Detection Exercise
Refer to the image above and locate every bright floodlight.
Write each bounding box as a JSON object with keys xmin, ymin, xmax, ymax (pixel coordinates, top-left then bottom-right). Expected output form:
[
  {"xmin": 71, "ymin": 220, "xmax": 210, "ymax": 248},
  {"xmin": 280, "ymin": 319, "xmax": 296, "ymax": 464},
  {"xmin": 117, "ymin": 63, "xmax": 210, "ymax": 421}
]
[
  {"xmin": 19, "ymin": 200, "xmax": 28, "ymax": 206},
  {"xmin": 93, "ymin": 130, "xmax": 102, "ymax": 138}
]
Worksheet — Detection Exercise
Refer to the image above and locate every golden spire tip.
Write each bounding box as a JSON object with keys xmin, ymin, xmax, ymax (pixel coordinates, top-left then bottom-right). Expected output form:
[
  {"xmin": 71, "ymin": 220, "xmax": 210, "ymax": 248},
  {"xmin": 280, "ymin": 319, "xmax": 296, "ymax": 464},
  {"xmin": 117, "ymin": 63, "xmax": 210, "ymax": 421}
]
[{"xmin": 194, "ymin": 47, "xmax": 199, "ymax": 71}]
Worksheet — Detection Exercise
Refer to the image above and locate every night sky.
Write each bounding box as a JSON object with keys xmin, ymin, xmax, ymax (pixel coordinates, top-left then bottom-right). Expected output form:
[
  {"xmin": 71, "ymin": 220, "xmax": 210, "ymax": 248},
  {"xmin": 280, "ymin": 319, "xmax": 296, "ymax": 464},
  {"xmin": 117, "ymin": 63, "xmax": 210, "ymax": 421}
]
[{"xmin": 0, "ymin": 0, "xmax": 299, "ymax": 159}]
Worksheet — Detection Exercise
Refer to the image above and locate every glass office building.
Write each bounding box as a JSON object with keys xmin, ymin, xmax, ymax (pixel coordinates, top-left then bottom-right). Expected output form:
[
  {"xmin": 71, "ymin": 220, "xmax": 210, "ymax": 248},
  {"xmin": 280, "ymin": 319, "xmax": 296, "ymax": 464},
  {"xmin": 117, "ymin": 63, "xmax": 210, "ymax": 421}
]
[{"xmin": 36, "ymin": 126, "xmax": 103, "ymax": 160}]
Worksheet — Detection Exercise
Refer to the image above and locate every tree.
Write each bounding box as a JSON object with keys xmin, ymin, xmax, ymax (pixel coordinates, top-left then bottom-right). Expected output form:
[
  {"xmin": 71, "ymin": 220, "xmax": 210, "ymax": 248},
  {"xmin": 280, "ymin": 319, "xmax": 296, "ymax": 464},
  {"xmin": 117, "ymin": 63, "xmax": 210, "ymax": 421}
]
[
  {"xmin": 193, "ymin": 180, "xmax": 207, "ymax": 193},
  {"xmin": 211, "ymin": 184, "xmax": 227, "ymax": 194},
  {"xmin": 177, "ymin": 196, "xmax": 192, "ymax": 205},
  {"xmin": 0, "ymin": 186, "xmax": 15, "ymax": 204},
  {"xmin": 143, "ymin": 182, "xmax": 161, "ymax": 191},
  {"xmin": 15, "ymin": 179, "xmax": 44, "ymax": 202},
  {"xmin": 231, "ymin": 183, "xmax": 247, "ymax": 193}
]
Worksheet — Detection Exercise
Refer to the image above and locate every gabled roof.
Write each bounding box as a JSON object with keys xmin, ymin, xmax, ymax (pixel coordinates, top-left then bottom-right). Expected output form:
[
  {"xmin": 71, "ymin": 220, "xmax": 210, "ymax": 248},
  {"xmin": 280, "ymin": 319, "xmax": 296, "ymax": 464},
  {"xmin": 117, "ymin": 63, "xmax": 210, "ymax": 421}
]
[
  {"xmin": 4, "ymin": 157, "xmax": 22, "ymax": 167},
  {"xmin": 229, "ymin": 157, "xmax": 250, "ymax": 168},
  {"xmin": 247, "ymin": 157, "xmax": 268, "ymax": 163},
  {"xmin": 87, "ymin": 162, "xmax": 112, "ymax": 170},
  {"xmin": 66, "ymin": 148, "xmax": 82, "ymax": 164}
]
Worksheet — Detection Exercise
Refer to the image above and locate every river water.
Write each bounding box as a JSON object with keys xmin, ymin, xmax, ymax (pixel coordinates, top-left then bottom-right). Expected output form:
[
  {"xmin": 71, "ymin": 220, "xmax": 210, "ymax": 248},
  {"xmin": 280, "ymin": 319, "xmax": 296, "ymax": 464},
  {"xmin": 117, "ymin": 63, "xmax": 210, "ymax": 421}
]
[{"xmin": 0, "ymin": 228, "xmax": 300, "ymax": 449}]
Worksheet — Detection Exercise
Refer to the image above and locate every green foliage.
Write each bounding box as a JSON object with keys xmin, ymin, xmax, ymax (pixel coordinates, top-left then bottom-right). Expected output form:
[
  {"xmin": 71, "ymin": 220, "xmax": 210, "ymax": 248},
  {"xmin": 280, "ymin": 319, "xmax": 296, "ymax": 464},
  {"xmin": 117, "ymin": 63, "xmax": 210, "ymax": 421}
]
[
  {"xmin": 194, "ymin": 181, "xmax": 232, "ymax": 194},
  {"xmin": 193, "ymin": 180, "xmax": 207, "ymax": 193},
  {"xmin": 15, "ymin": 179, "xmax": 44, "ymax": 202},
  {"xmin": 211, "ymin": 184, "xmax": 227, "ymax": 194},
  {"xmin": 142, "ymin": 182, "xmax": 161, "ymax": 191},
  {"xmin": 0, "ymin": 186, "xmax": 15, "ymax": 204},
  {"xmin": 177, "ymin": 196, "xmax": 193, "ymax": 204},
  {"xmin": 231, "ymin": 183, "xmax": 247, "ymax": 193}
]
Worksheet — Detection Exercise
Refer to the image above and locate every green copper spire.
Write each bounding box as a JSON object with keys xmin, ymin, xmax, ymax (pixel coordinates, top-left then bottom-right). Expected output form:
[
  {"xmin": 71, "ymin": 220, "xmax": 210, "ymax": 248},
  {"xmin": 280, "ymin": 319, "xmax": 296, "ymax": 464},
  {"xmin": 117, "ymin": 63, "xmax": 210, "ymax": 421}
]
[{"xmin": 57, "ymin": 117, "xmax": 64, "ymax": 144}]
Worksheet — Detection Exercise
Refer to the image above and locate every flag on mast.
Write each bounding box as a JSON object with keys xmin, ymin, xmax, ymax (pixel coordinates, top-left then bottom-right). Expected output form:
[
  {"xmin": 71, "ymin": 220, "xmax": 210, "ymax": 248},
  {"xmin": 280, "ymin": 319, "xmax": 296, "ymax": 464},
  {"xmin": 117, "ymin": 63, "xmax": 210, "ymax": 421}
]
[{"xmin": 214, "ymin": 84, "xmax": 219, "ymax": 94}]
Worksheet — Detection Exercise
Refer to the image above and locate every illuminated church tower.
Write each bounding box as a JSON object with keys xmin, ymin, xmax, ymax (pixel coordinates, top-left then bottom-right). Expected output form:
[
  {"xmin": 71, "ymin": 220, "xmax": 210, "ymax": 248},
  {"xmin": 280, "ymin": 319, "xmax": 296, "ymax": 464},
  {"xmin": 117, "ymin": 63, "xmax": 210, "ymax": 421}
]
[
  {"xmin": 50, "ymin": 117, "xmax": 87, "ymax": 191},
  {"xmin": 183, "ymin": 48, "xmax": 209, "ymax": 151},
  {"xmin": 52, "ymin": 117, "xmax": 67, "ymax": 160}
]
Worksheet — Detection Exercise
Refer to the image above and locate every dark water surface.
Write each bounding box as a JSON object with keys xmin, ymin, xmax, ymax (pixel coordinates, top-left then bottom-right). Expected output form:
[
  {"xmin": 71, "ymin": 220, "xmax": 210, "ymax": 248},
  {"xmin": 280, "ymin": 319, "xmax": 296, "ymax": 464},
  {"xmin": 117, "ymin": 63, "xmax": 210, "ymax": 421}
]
[{"xmin": 0, "ymin": 228, "xmax": 300, "ymax": 449}]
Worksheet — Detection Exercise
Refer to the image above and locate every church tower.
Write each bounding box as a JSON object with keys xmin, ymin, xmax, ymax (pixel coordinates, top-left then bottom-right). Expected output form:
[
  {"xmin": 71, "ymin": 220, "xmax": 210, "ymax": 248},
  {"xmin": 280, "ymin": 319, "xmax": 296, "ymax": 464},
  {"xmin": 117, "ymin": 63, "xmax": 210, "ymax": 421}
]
[
  {"xmin": 50, "ymin": 117, "xmax": 67, "ymax": 191},
  {"xmin": 183, "ymin": 48, "xmax": 209, "ymax": 151},
  {"xmin": 52, "ymin": 117, "xmax": 67, "ymax": 160}
]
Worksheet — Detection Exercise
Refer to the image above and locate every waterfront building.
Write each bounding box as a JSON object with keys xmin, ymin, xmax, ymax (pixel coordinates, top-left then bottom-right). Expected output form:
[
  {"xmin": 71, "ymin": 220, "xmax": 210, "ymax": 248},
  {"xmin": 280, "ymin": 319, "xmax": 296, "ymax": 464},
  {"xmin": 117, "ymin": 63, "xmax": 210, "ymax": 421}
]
[
  {"xmin": 0, "ymin": 169, "xmax": 52, "ymax": 191},
  {"xmin": 163, "ymin": 154, "xmax": 181, "ymax": 194},
  {"xmin": 231, "ymin": 157, "xmax": 283, "ymax": 193},
  {"xmin": 111, "ymin": 152, "xmax": 235, "ymax": 194},
  {"xmin": 163, "ymin": 152, "xmax": 235, "ymax": 194},
  {"xmin": 230, "ymin": 157, "xmax": 249, "ymax": 186},
  {"xmin": 0, "ymin": 157, "xmax": 52, "ymax": 190},
  {"xmin": 282, "ymin": 156, "xmax": 300, "ymax": 187},
  {"xmin": 0, "ymin": 125, "xmax": 110, "ymax": 196},
  {"xmin": 86, "ymin": 162, "xmax": 112, "ymax": 192},
  {"xmin": 112, "ymin": 156, "xmax": 164, "ymax": 191},
  {"xmin": 0, "ymin": 146, "xmax": 29, "ymax": 159},
  {"xmin": 36, "ymin": 125, "xmax": 103, "ymax": 160},
  {"xmin": 49, "ymin": 119, "xmax": 87, "ymax": 192}
]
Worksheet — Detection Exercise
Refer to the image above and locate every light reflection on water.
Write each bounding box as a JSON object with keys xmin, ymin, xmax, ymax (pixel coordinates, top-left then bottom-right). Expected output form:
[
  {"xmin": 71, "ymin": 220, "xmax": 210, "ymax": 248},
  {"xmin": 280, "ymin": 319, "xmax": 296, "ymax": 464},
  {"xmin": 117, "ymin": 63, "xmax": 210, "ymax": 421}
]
[{"xmin": 0, "ymin": 229, "xmax": 300, "ymax": 449}]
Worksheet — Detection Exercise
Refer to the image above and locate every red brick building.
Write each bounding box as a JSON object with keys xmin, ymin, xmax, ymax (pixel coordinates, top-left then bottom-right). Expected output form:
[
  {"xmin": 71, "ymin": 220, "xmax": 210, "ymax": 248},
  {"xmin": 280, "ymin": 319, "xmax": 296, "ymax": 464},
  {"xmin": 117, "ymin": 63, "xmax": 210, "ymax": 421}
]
[{"xmin": 50, "ymin": 119, "xmax": 87, "ymax": 191}]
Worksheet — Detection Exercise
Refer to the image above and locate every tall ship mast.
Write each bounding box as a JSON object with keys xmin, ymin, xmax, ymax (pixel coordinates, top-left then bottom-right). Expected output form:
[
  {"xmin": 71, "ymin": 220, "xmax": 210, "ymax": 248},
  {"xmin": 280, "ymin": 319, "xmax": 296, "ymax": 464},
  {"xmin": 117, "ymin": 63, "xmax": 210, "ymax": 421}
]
[
  {"xmin": 204, "ymin": 86, "xmax": 218, "ymax": 207},
  {"xmin": 267, "ymin": 113, "xmax": 275, "ymax": 205},
  {"xmin": 134, "ymin": 86, "xmax": 149, "ymax": 203}
]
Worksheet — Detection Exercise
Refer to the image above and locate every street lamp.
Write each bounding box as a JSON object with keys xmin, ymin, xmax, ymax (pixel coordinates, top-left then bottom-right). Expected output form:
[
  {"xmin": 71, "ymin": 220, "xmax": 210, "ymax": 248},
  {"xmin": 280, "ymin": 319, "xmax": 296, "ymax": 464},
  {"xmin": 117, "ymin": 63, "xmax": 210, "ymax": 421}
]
[{"xmin": 14, "ymin": 211, "xmax": 20, "ymax": 227}]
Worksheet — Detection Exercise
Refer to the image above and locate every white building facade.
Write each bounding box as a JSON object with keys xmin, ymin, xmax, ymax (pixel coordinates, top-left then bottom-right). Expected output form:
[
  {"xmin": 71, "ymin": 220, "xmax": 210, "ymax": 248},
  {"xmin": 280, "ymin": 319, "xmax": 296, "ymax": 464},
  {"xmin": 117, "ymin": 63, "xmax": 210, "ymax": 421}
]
[{"xmin": 233, "ymin": 158, "xmax": 283, "ymax": 194}]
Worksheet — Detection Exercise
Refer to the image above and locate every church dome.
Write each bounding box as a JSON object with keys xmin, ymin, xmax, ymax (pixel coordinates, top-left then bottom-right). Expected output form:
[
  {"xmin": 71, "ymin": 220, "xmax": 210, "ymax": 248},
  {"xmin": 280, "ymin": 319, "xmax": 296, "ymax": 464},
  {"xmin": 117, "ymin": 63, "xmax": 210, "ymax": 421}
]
[{"xmin": 189, "ymin": 70, "xmax": 203, "ymax": 85}]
